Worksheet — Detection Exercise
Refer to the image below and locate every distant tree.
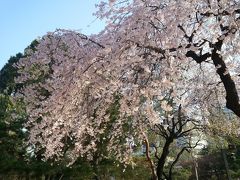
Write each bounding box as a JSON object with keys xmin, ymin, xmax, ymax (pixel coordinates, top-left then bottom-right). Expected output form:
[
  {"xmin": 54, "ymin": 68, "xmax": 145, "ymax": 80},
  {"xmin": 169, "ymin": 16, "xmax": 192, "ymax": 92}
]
[
  {"xmin": 0, "ymin": 40, "xmax": 43, "ymax": 177},
  {"xmin": 0, "ymin": 93, "xmax": 27, "ymax": 174},
  {"xmin": 0, "ymin": 39, "xmax": 39, "ymax": 95},
  {"xmin": 207, "ymin": 111, "xmax": 240, "ymax": 145},
  {"xmin": 0, "ymin": 53, "xmax": 23, "ymax": 94}
]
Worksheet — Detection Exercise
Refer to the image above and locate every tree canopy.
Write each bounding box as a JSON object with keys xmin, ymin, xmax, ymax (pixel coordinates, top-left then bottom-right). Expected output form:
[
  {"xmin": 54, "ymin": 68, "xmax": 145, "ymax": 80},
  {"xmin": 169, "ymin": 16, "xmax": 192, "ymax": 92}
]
[{"xmin": 14, "ymin": 0, "xmax": 240, "ymax": 179}]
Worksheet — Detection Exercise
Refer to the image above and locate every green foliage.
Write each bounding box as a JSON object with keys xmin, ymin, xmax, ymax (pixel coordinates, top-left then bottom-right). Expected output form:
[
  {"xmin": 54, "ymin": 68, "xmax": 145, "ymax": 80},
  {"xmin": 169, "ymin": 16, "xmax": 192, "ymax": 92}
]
[
  {"xmin": 72, "ymin": 157, "xmax": 151, "ymax": 180},
  {"xmin": 0, "ymin": 46, "xmax": 36, "ymax": 176},
  {"xmin": 230, "ymin": 169, "xmax": 240, "ymax": 179},
  {"xmin": 25, "ymin": 39, "xmax": 39, "ymax": 52},
  {"xmin": 0, "ymin": 39, "xmax": 40, "ymax": 95},
  {"xmin": 172, "ymin": 168, "xmax": 192, "ymax": 180},
  {"xmin": 1, "ymin": 157, "xmax": 151, "ymax": 179},
  {"xmin": 0, "ymin": 53, "xmax": 23, "ymax": 94},
  {"xmin": 0, "ymin": 93, "xmax": 26, "ymax": 173}
]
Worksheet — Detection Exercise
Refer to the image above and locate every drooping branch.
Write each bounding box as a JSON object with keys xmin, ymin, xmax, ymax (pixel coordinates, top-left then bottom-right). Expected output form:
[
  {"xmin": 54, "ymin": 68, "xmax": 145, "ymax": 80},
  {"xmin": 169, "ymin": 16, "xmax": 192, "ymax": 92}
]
[
  {"xmin": 185, "ymin": 51, "xmax": 211, "ymax": 64},
  {"xmin": 143, "ymin": 133, "xmax": 158, "ymax": 180}
]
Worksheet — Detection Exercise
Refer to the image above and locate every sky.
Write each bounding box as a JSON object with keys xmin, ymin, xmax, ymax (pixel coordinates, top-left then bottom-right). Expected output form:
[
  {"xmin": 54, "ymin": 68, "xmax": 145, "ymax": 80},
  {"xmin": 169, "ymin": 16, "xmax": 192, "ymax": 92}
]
[{"xmin": 0, "ymin": 0, "xmax": 105, "ymax": 69}]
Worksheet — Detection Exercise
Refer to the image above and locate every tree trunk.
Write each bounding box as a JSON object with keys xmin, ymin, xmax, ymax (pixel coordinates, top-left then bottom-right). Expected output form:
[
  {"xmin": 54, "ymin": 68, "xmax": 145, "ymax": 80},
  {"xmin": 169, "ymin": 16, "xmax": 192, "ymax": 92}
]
[
  {"xmin": 92, "ymin": 154, "xmax": 100, "ymax": 180},
  {"xmin": 156, "ymin": 138, "xmax": 173, "ymax": 180},
  {"xmin": 143, "ymin": 133, "xmax": 158, "ymax": 180}
]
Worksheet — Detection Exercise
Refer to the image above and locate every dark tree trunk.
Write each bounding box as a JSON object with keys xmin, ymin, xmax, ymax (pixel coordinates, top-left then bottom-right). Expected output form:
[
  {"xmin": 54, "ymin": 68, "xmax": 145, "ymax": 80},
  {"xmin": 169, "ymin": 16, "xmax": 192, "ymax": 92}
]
[
  {"xmin": 211, "ymin": 49, "xmax": 240, "ymax": 118},
  {"xmin": 91, "ymin": 154, "xmax": 100, "ymax": 180},
  {"xmin": 156, "ymin": 138, "xmax": 173, "ymax": 180}
]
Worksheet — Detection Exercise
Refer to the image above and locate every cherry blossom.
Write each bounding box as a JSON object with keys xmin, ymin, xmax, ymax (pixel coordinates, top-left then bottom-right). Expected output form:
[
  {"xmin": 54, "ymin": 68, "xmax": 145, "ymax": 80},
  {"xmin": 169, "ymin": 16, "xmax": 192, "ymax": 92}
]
[{"xmin": 15, "ymin": 0, "xmax": 240, "ymax": 178}]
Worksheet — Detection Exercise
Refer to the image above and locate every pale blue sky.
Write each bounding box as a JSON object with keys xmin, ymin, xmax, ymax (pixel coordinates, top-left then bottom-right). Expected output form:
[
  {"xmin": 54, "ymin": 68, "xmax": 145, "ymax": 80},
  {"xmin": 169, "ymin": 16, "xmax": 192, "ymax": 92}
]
[{"xmin": 0, "ymin": 0, "xmax": 105, "ymax": 69}]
